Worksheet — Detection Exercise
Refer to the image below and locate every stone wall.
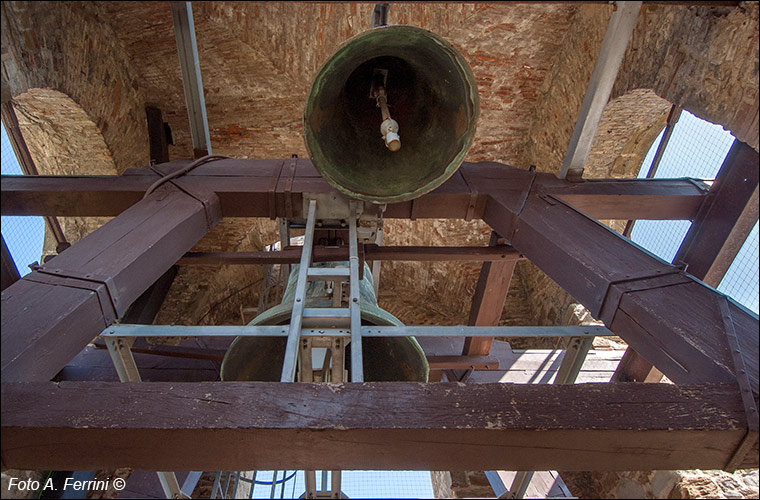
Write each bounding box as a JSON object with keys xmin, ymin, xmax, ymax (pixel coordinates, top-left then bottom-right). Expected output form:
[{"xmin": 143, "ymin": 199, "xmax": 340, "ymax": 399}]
[
  {"xmin": 612, "ymin": 2, "xmax": 759, "ymax": 150},
  {"xmin": 13, "ymin": 88, "xmax": 117, "ymax": 257}
]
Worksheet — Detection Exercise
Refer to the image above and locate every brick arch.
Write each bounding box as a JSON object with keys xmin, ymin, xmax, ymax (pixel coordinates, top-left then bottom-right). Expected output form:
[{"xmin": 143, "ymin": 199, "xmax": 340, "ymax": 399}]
[
  {"xmin": 585, "ymin": 89, "xmax": 672, "ymax": 179},
  {"xmin": 0, "ymin": 1, "xmax": 149, "ymax": 173},
  {"xmin": 13, "ymin": 88, "xmax": 118, "ymax": 176},
  {"xmin": 11, "ymin": 88, "xmax": 118, "ymax": 255}
]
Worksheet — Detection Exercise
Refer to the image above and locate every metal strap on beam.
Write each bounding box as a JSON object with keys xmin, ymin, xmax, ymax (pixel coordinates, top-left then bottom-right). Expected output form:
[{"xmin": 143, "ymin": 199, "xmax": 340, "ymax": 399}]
[
  {"xmin": 171, "ymin": 2, "xmax": 212, "ymax": 157},
  {"xmin": 559, "ymin": 1, "xmax": 642, "ymax": 180},
  {"xmin": 99, "ymin": 324, "xmax": 614, "ymax": 338}
]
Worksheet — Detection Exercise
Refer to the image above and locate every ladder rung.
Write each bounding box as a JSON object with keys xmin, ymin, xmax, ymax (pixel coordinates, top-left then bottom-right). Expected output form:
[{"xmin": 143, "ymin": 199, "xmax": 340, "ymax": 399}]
[
  {"xmin": 303, "ymin": 308, "xmax": 350, "ymax": 319},
  {"xmin": 307, "ymin": 267, "xmax": 350, "ymax": 281}
]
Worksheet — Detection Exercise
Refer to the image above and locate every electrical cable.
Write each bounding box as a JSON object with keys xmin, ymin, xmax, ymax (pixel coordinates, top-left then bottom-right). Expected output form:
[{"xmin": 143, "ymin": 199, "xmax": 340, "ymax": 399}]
[
  {"xmin": 143, "ymin": 154, "xmax": 230, "ymax": 199},
  {"xmin": 251, "ymin": 471, "xmax": 296, "ymax": 485}
]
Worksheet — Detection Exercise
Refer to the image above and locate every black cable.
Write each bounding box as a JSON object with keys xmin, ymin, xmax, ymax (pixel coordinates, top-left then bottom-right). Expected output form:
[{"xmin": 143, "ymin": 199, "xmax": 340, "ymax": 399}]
[{"xmin": 143, "ymin": 154, "xmax": 229, "ymax": 199}]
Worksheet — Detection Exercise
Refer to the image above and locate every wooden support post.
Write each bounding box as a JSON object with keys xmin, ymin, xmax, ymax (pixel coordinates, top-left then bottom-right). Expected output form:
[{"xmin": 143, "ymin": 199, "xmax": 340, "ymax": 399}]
[
  {"xmin": 674, "ymin": 139, "xmax": 759, "ymax": 285},
  {"xmin": 145, "ymin": 106, "xmax": 171, "ymax": 165},
  {"xmin": 463, "ymin": 232, "xmax": 516, "ymax": 356},
  {"xmin": 1, "ymin": 381, "xmax": 753, "ymax": 471},
  {"xmin": 120, "ymin": 266, "xmax": 178, "ymax": 324},
  {"xmin": 1, "ymin": 234, "xmax": 20, "ymax": 291},
  {"xmin": 614, "ymin": 139, "xmax": 759, "ymax": 383},
  {"xmin": 485, "ymin": 188, "xmax": 758, "ymax": 393},
  {"xmin": 1, "ymin": 188, "xmax": 220, "ymax": 382}
]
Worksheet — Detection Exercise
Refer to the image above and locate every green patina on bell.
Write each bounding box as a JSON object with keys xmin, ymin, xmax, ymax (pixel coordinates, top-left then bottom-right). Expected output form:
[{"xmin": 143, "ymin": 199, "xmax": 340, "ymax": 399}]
[
  {"xmin": 303, "ymin": 25, "xmax": 479, "ymax": 204},
  {"xmin": 221, "ymin": 262, "xmax": 429, "ymax": 382}
]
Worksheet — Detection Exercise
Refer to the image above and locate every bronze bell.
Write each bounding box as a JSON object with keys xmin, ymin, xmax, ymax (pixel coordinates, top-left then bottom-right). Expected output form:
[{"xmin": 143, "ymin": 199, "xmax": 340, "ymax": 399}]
[
  {"xmin": 303, "ymin": 25, "xmax": 479, "ymax": 204},
  {"xmin": 221, "ymin": 263, "xmax": 429, "ymax": 382},
  {"xmin": 223, "ymin": 25, "xmax": 479, "ymax": 382}
]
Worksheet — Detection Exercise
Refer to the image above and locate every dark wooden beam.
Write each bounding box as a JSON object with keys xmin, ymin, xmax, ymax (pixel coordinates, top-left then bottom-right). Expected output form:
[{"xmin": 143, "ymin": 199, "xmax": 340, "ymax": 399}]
[
  {"xmin": 615, "ymin": 139, "xmax": 759, "ymax": 384},
  {"xmin": 2, "ymin": 381, "xmax": 754, "ymax": 471},
  {"xmin": 485, "ymin": 190, "xmax": 758, "ymax": 395},
  {"xmin": 1, "ymin": 189, "xmax": 219, "ymax": 382},
  {"xmin": 145, "ymin": 106, "xmax": 171, "ymax": 165},
  {"xmin": 462, "ymin": 232, "xmax": 516, "ymax": 357},
  {"xmin": 1, "ymin": 235, "xmax": 21, "ymax": 291},
  {"xmin": 177, "ymin": 244, "xmax": 522, "ymax": 266},
  {"xmin": 121, "ymin": 266, "xmax": 178, "ymax": 324},
  {"xmin": 674, "ymin": 140, "xmax": 759, "ymax": 286},
  {"xmin": 1, "ymin": 161, "xmax": 708, "ymax": 221}
]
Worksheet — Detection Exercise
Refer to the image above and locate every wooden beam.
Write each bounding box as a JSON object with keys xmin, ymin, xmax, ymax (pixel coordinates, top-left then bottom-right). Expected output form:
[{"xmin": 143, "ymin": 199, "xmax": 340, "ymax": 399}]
[
  {"xmin": 1, "ymin": 161, "xmax": 708, "ymax": 221},
  {"xmin": 145, "ymin": 106, "xmax": 171, "ymax": 165},
  {"xmin": 615, "ymin": 140, "xmax": 759, "ymax": 384},
  {"xmin": 120, "ymin": 266, "xmax": 178, "ymax": 324},
  {"xmin": 1, "ymin": 189, "xmax": 219, "ymax": 382},
  {"xmin": 1, "ymin": 235, "xmax": 21, "ymax": 291},
  {"xmin": 485, "ymin": 191, "xmax": 758, "ymax": 394},
  {"xmin": 674, "ymin": 139, "xmax": 759, "ymax": 285},
  {"xmin": 463, "ymin": 232, "xmax": 516, "ymax": 356},
  {"xmin": 1, "ymin": 381, "xmax": 754, "ymax": 471}
]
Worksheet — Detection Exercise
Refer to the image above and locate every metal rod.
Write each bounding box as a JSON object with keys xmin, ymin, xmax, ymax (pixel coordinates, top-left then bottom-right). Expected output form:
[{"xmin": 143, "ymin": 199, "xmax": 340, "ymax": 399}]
[
  {"xmin": 281, "ymin": 199, "xmax": 317, "ymax": 382},
  {"xmin": 211, "ymin": 471, "xmax": 222, "ymax": 499},
  {"xmin": 559, "ymin": 1, "xmax": 642, "ymax": 180},
  {"xmin": 157, "ymin": 471, "xmax": 184, "ymax": 499},
  {"xmin": 171, "ymin": 1, "xmax": 212, "ymax": 156},
  {"xmin": 348, "ymin": 201, "xmax": 364, "ymax": 382}
]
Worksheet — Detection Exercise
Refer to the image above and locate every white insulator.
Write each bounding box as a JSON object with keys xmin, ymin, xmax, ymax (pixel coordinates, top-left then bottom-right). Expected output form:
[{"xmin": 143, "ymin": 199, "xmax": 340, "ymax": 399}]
[{"xmin": 380, "ymin": 118, "xmax": 401, "ymax": 152}]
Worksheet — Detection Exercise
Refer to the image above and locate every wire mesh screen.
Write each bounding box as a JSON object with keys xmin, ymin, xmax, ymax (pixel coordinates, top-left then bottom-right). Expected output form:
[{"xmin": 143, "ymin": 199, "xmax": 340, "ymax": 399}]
[
  {"xmin": 1, "ymin": 121, "xmax": 45, "ymax": 276},
  {"xmin": 217, "ymin": 470, "xmax": 435, "ymax": 499},
  {"xmin": 629, "ymin": 110, "xmax": 758, "ymax": 314},
  {"xmin": 717, "ymin": 221, "xmax": 759, "ymax": 315}
]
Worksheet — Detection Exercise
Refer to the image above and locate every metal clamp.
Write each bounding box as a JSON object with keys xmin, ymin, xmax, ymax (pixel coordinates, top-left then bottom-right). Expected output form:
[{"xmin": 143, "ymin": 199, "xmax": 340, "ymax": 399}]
[
  {"xmin": 149, "ymin": 164, "xmax": 222, "ymax": 231},
  {"xmin": 719, "ymin": 296, "xmax": 759, "ymax": 471},
  {"xmin": 26, "ymin": 268, "xmax": 120, "ymax": 323}
]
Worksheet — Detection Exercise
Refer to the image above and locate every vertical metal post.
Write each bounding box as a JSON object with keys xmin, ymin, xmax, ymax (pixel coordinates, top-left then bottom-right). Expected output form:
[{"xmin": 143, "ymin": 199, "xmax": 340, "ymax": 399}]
[
  {"xmin": 105, "ymin": 335, "xmax": 185, "ymax": 499},
  {"xmin": 371, "ymin": 227, "xmax": 383, "ymax": 295},
  {"xmin": 281, "ymin": 199, "xmax": 317, "ymax": 382},
  {"xmin": 348, "ymin": 201, "xmax": 364, "ymax": 383},
  {"xmin": 330, "ymin": 471, "xmax": 342, "ymax": 499},
  {"xmin": 554, "ymin": 336, "xmax": 594, "ymax": 385},
  {"xmin": 504, "ymin": 471, "xmax": 533, "ymax": 499},
  {"xmin": 559, "ymin": 1, "xmax": 642, "ymax": 180},
  {"xmin": 104, "ymin": 337, "xmax": 142, "ymax": 383},
  {"xmin": 305, "ymin": 471, "xmax": 317, "ymax": 498},
  {"xmin": 171, "ymin": 1, "xmax": 212, "ymax": 157},
  {"xmin": 157, "ymin": 471, "xmax": 184, "ymax": 499}
]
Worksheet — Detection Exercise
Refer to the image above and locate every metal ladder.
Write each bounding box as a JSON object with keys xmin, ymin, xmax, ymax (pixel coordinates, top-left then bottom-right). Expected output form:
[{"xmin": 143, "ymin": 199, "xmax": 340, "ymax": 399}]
[{"xmin": 279, "ymin": 198, "xmax": 363, "ymax": 498}]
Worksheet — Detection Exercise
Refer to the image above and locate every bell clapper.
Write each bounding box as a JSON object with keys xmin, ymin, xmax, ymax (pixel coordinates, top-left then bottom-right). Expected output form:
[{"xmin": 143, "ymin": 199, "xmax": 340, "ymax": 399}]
[{"xmin": 371, "ymin": 68, "xmax": 400, "ymax": 152}]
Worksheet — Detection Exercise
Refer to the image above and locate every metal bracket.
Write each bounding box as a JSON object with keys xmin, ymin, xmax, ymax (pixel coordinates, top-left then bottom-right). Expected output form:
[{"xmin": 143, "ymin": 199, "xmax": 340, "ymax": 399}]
[
  {"xmin": 26, "ymin": 269, "xmax": 120, "ymax": 323},
  {"xmin": 150, "ymin": 164, "xmax": 222, "ymax": 232},
  {"xmin": 282, "ymin": 158, "xmax": 298, "ymax": 219},
  {"xmin": 720, "ymin": 296, "xmax": 759, "ymax": 471},
  {"xmin": 598, "ymin": 271, "xmax": 691, "ymax": 325},
  {"xmin": 268, "ymin": 160, "xmax": 285, "ymax": 220}
]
